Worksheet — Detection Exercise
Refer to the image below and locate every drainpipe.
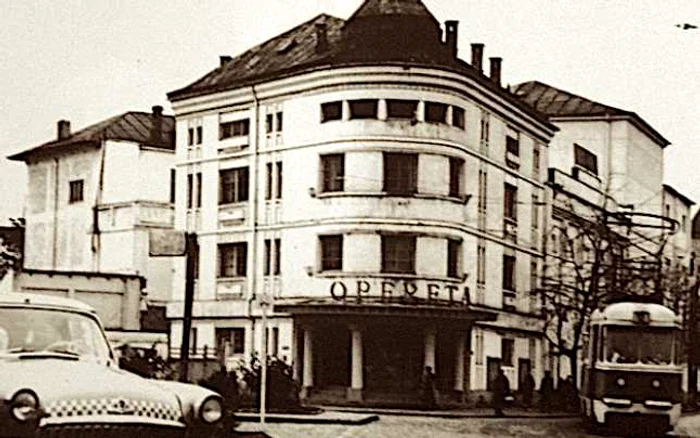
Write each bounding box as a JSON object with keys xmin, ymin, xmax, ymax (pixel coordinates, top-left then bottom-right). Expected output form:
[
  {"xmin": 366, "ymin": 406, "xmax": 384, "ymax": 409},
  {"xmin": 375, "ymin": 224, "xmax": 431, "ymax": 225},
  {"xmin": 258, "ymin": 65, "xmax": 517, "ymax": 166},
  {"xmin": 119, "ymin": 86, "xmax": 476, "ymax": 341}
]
[
  {"xmin": 247, "ymin": 85, "xmax": 261, "ymax": 351},
  {"xmin": 52, "ymin": 158, "xmax": 60, "ymax": 269}
]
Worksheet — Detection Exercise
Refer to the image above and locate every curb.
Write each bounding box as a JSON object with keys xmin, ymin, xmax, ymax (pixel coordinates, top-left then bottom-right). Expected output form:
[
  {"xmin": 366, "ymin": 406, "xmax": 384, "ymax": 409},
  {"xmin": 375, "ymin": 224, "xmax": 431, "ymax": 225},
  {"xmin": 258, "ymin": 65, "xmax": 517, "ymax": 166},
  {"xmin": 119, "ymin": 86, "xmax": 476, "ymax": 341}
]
[
  {"xmin": 320, "ymin": 406, "xmax": 578, "ymax": 420},
  {"xmin": 233, "ymin": 413, "xmax": 380, "ymax": 425}
]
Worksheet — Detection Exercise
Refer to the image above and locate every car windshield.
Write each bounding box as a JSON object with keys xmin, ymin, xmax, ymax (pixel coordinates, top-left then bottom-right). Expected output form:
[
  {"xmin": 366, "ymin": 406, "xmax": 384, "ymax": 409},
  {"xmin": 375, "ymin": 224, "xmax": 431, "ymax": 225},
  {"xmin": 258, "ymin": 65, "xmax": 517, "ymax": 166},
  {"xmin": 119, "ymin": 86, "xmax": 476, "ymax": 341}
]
[
  {"xmin": 0, "ymin": 306, "xmax": 111, "ymax": 362},
  {"xmin": 604, "ymin": 326, "xmax": 678, "ymax": 365}
]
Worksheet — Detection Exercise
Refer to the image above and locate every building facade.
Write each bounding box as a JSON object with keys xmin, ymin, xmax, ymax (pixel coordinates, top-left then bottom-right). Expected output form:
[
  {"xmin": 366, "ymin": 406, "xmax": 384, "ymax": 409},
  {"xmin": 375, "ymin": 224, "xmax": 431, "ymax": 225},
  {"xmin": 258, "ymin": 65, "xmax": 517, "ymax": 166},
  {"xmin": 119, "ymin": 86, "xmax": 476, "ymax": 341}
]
[
  {"xmin": 166, "ymin": 0, "xmax": 556, "ymax": 404},
  {"xmin": 7, "ymin": 107, "xmax": 176, "ymax": 335},
  {"xmin": 514, "ymin": 81, "xmax": 695, "ymax": 381}
]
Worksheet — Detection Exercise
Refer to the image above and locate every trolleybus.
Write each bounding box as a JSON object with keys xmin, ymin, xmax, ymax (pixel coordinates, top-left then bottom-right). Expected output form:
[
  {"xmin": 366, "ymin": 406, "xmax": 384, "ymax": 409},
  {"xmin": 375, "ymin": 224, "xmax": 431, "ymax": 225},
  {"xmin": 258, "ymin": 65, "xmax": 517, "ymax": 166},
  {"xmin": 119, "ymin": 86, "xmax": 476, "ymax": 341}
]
[{"xmin": 581, "ymin": 301, "xmax": 683, "ymax": 435}]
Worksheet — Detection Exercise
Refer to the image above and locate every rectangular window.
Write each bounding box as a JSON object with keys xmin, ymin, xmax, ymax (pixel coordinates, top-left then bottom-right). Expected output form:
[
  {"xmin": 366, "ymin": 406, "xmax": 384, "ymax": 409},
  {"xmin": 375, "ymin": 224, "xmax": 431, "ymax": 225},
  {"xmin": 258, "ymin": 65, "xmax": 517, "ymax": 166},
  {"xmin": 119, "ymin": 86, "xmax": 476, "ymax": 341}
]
[
  {"xmin": 381, "ymin": 235, "xmax": 416, "ymax": 274},
  {"xmin": 69, "ymin": 179, "xmax": 84, "ymax": 203},
  {"xmin": 452, "ymin": 106, "xmax": 465, "ymax": 129},
  {"xmin": 531, "ymin": 193, "xmax": 539, "ymax": 228},
  {"xmin": 424, "ymin": 101, "xmax": 448, "ymax": 124},
  {"xmin": 190, "ymin": 328, "xmax": 197, "ymax": 354},
  {"xmin": 447, "ymin": 239, "xmax": 460, "ymax": 278},
  {"xmin": 187, "ymin": 127, "xmax": 194, "ymax": 146},
  {"xmin": 195, "ymin": 173, "xmax": 202, "ymax": 208},
  {"xmin": 264, "ymin": 238, "xmax": 281, "ymax": 275},
  {"xmin": 265, "ymin": 161, "xmax": 283, "ymax": 200},
  {"xmin": 320, "ymin": 235, "xmax": 343, "ymax": 271},
  {"xmin": 187, "ymin": 174, "xmax": 193, "ymax": 208},
  {"xmin": 477, "ymin": 241, "xmax": 486, "ymax": 286},
  {"xmin": 386, "ymin": 99, "xmax": 418, "ymax": 119},
  {"xmin": 320, "ymin": 154, "xmax": 344, "ymax": 193},
  {"xmin": 196, "ymin": 126, "xmax": 203, "ymax": 144},
  {"xmin": 503, "ymin": 254, "xmax": 515, "ymax": 291},
  {"xmin": 219, "ymin": 167, "xmax": 250, "ymax": 204},
  {"xmin": 478, "ymin": 169, "xmax": 487, "ymax": 229},
  {"xmin": 506, "ymin": 135, "xmax": 520, "ymax": 156},
  {"xmin": 480, "ymin": 111, "xmax": 490, "ymax": 145},
  {"xmin": 271, "ymin": 327, "xmax": 279, "ymax": 357},
  {"xmin": 219, "ymin": 119, "xmax": 250, "ymax": 140},
  {"xmin": 504, "ymin": 183, "xmax": 518, "ymax": 221},
  {"xmin": 321, "ymin": 101, "xmax": 342, "ymax": 122},
  {"xmin": 383, "ymin": 152, "xmax": 418, "ymax": 195},
  {"xmin": 218, "ymin": 242, "xmax": 247, "ymax": 277},
  {"xmin": 265, "ymin": 111, "xmax": 283, "ymax": 133},
  {"xmin": 574, "ymin": 143, "xmax": 598, "ymax": 175},
  {"xmin": 501, "ymin": 339, "xmax": 514, "ymax": 367},
  {"xmin": 475, "ymin": 329, "xmax": 484, "ymax": 365},
  {"xmin": 169, "ymin": 169, "xmax": 176, "ymax": 203},
  {"xmin": 449, "ymin": 157, "xmax": 463, "ymax": 198},
  {"xmin": 533, "ymin": 143, "xmax": 541, "ymax": 176},
  {"xmin": 216, "ymin": 328, "xmax": 246, "ymax": 355},
  {"xmin": 349, "ymin": 99, "xmax": 378, "ymax": 119}
]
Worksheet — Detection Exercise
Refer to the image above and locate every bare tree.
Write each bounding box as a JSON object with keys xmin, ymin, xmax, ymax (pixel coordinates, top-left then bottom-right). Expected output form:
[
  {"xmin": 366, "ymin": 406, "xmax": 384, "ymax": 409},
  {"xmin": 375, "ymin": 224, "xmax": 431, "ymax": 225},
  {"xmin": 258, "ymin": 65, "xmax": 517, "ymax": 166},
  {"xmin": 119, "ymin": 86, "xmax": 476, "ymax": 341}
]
[{"xmin": 539, "ymin": 201, "xmax": 679, "ymax": 383}]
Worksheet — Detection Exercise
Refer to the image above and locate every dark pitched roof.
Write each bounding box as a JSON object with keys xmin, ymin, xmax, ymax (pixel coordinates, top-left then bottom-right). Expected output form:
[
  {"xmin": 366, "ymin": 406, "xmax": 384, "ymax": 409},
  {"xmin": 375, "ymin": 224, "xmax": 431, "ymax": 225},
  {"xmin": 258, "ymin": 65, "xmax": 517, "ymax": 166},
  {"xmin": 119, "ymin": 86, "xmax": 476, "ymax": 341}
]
[
  {"xmin": 166, "ymin": 1, "xmax": 556, "ymax": 133},
  {"xmin": 8, "ymin": 111, "xmax": 175, "ymax": 162},
  {"xmin": 349, "ymin": 0, "xmax": 439, "ymax": 20},
  {"xmin": 167, "ymin": 14, "xmax": 346, "ymax": 102},
  {"xmin": 663, "ymin": 184, "xmax": 695, "ymax": 207},
  {"xmin": 512, "ymin": 81, "xmax": 670, "ymax": 147}
]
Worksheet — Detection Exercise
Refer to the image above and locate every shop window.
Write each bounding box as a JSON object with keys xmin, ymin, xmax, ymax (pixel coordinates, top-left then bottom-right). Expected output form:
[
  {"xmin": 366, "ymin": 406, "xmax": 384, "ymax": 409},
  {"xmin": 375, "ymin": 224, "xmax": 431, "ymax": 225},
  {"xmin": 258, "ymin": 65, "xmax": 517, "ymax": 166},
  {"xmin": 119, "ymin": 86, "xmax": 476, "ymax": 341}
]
[
  {"xmin": 69, "ymin": 180, "xmax": 84, "ymax": 203},
  {"xmin": 381, "ymin": 235, "xmax": 416, "ymax": 274},
  {"xmin": 219, "ymin": 167, "xmax": 249, "ymax": 204},
  {"xmin": 452, "ymin": 106, "xmax": 465, "ymax": 129},
  {"xmin": 424, "ymin": 101, "xmax": 448, "ymax": 124},
  {"xmin": 383, "ymin": 152, "xmax": 417, "ymax": 195},
  {"xmin": 386, "ymin": 99, "xmax": 418, "ymax": 120},
  {"xmin": 574, "ymin": 144, "xmax": 598, "ymax": 176},
  {"xmin": 219, "ymin": 119, "xmax": 249, "ymax": 140},
  {"xmin": 320, "ymin": 154, "xmax": 344, "ymax": 193},
  {"xmin": 321, "ymin": 101, "xmax": 342, "ymax": 122},
  {"xmin": 218, "ymin": 242, "xmax": 247, "ymax": 277},
  {"xmin": 320, "ymin": 235, "xmax": 343, "ymax": 271},
  {"xmin": 349, "ymin": 99, "xmax": 378, "ymax": 119}
]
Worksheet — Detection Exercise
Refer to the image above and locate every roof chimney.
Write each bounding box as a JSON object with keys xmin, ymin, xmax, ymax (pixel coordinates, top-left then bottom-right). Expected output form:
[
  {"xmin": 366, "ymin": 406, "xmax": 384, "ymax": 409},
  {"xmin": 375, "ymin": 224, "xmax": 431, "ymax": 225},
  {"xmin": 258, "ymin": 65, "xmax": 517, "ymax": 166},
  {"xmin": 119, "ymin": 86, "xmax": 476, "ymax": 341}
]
[
  {"xmin": 489, "ymin": 57, "xmax": 502, "ymax": 87},
  {"xmin": 445, "ymin": 20, "xmax": 459, "ymax": 58},
  {"xmin": 57, "ymin": 120, "xmax": 71, "ymax": 141},
  {"xmin": 220, "ymin": 55, "xmax": 232, "ymax": 67},
  {"xmin": 471, "ymin": 43, "xmax": 484, "ymax": 72},
  {"xmin": 315, "ymin": 22, "xmax": 328, "ymax": 54},
  {"xmin": 151, "ymin": 106, "xmax": 163, "ymax": 143}
]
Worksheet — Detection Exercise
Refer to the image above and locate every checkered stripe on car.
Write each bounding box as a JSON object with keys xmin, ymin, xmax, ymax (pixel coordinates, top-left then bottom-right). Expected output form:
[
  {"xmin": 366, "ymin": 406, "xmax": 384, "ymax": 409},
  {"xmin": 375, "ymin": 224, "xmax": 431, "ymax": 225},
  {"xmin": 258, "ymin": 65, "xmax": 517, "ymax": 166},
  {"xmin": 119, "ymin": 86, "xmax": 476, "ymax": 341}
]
[{"xmin": 44, "ymin": 398, "xmax": 181, "ymax": 421}]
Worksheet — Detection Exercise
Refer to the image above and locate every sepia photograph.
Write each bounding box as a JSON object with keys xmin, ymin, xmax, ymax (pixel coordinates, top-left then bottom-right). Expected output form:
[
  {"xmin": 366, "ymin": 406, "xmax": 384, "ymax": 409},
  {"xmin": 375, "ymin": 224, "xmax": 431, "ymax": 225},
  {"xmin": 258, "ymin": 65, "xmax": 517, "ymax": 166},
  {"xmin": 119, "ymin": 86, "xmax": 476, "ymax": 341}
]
[{"xmin": 1, "ymin": 1, "xmax": 700, "ymax": 436}]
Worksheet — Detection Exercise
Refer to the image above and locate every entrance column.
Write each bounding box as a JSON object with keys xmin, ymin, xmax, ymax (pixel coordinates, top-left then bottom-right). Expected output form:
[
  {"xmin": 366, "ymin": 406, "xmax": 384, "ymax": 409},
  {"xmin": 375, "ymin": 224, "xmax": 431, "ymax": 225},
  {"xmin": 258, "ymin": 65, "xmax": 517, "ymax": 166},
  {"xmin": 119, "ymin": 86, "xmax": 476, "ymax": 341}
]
[
  {"xmin": 300, "ymin": 328, "xmax": 314, "ymax": 399},
  {"xmin": 454, "ymin": 331, "xmax": 466, "ymax": 400},
  {"xmin": 347, "ymin": 325, "xmax": 364, "ymax": 401},
  {"xmin": 424, "ymin": 327, "xmax": 436, "ymax": 370}
]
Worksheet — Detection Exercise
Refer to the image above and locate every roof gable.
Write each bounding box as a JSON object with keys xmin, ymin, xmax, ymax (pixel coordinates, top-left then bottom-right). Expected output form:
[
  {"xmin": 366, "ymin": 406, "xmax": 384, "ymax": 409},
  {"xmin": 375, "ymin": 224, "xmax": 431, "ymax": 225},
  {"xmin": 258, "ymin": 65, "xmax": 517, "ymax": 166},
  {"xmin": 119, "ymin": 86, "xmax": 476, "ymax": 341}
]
[
  {"xmin": 513, "ymin": 80, "xmax": 670, "ymax": 147},
  {"xmin": 8, "ymin": 111, "xmax": 175, "ymax": 162}
]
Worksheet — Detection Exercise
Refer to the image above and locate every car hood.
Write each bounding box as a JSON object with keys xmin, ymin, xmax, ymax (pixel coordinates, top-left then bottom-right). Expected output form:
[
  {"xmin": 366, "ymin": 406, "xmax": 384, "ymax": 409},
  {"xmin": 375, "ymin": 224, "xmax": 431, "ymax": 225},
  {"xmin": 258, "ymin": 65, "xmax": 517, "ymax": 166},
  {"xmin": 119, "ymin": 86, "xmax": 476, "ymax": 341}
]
[{"xmin": 0, "ymin": 358, "xmax": 182, "ymax": 421}]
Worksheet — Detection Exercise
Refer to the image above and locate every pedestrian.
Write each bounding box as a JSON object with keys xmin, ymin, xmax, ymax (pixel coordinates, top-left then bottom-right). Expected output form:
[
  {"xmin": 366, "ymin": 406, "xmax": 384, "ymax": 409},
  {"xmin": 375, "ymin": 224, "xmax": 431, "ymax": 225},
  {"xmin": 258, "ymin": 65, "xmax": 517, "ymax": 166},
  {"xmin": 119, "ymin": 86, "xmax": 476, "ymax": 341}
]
[
  {"xmin": 521, "ymin": 371, "xmax": 535, "ymax": 408},
  {"xmin": 420, "ymin": 366, "xmax": 437, "ymax": 409},
  {"xmin": 492, "ymin": 368, "xmax": 510, "ymax": 417},
  {"xmin": 539, "ymin": 370, "xmax": 554, "ymax": 412}
]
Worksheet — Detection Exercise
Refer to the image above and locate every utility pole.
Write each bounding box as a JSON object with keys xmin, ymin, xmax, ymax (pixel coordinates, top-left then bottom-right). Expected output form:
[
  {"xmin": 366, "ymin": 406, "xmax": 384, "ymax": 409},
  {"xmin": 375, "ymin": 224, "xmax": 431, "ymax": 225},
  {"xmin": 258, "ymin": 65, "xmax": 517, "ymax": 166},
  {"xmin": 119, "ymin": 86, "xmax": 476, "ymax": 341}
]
[
  {"xmin": 689, "ymin": 254, "xmax": 698, "ymax": 408},
  {"xmin": 179, "ymin": 232, "xmax": 198, "ymax": 382}
]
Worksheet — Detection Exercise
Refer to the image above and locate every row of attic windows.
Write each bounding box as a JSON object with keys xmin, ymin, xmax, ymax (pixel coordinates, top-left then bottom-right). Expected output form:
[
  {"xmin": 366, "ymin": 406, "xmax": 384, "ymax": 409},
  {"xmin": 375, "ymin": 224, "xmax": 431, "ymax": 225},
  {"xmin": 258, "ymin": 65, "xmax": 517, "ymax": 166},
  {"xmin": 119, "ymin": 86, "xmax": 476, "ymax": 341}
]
[{"xmin": 320, "ymin": 99, "xmax": 465, "ymax": 128}]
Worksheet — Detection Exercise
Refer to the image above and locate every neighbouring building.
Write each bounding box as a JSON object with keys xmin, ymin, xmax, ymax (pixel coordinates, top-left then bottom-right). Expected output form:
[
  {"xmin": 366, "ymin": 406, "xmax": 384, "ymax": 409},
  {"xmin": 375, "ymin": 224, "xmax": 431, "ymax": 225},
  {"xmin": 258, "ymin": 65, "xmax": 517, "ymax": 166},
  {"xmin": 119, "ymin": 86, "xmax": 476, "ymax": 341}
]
[
  {"xmin": 6, "ymin": 107, "xmax": 176, "ymax": 342},
  {"xmin": 513, "ymin": 81, "xmax": 695, "ymax": 381},
  {"xmin": 166, "ymin": 0, "xmax": 557, "ymax": 405}
]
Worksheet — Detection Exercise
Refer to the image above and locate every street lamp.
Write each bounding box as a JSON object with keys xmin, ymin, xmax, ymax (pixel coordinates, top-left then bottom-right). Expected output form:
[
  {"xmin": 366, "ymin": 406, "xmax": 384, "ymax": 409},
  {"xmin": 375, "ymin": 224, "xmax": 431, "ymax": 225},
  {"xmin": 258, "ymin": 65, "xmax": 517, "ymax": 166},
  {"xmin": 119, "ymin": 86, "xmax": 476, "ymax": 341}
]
[{"xmin": 258, "ymin": 293, "xmax": 272, "ymax": 428}]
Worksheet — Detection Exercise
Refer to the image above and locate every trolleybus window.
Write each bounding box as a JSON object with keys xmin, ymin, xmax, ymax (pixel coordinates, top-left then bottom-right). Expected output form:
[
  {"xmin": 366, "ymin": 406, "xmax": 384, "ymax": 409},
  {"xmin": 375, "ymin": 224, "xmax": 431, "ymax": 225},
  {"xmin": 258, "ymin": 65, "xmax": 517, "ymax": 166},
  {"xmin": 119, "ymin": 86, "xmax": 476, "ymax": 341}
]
[{"xmin": 604, "ymin": 326, "xmax": 677, "ymax": 365}]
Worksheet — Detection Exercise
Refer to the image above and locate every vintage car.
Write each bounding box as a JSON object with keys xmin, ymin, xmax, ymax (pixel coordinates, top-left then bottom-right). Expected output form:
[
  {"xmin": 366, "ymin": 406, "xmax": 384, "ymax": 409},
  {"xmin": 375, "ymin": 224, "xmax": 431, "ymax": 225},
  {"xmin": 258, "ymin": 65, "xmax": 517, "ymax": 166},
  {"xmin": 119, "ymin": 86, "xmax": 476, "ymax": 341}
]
[{"xmin": 0, "ymin": 292, "xmax": 224, "ymax": 437}]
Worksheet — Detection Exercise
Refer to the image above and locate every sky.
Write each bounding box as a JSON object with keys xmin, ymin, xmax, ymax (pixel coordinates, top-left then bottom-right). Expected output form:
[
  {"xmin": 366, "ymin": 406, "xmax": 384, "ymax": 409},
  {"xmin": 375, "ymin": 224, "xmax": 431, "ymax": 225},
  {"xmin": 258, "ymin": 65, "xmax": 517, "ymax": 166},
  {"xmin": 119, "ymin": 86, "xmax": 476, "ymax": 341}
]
[{"xmin": 1, "ymin": 0, "xmax": 699, "ymax": 224}]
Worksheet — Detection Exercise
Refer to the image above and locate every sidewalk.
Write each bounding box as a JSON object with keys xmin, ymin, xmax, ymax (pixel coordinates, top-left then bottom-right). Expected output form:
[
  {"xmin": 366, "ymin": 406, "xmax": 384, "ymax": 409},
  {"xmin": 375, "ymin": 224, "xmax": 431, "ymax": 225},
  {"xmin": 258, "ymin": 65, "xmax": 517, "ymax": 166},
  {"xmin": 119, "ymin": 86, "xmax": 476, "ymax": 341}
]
[{"xmin": 233, "ymin": 406, "xmax": 576, "ymax": 425}]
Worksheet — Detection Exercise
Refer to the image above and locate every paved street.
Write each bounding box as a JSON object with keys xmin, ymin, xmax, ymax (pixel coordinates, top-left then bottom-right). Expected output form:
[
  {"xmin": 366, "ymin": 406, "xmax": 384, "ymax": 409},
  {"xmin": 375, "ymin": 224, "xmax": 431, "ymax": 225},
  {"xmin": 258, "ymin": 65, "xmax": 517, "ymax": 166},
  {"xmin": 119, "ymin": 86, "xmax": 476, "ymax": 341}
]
[{"xmin": 237, "ymin": 413, "xmax": 700, "ymax": 438}]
